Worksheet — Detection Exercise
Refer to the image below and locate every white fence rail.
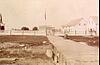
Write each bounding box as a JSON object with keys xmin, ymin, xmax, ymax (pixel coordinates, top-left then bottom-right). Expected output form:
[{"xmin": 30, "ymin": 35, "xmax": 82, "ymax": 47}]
[
  {"xmin": 0, "ymin": 30, "xmax": 46, "ymax": 36},
  {"xmin": 1, "ymin": 30, "xmax": 97, "ymax": 36},
  {"xmin": 0, "ymin": 30, "xmax": 65, "ymax": 36}
]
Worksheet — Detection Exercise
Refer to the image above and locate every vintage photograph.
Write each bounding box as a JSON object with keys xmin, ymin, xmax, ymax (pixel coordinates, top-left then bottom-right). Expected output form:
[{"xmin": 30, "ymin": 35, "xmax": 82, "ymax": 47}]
[{"xmin": 0, "ymin": 0, "xmax": 99, "ymax": 65}]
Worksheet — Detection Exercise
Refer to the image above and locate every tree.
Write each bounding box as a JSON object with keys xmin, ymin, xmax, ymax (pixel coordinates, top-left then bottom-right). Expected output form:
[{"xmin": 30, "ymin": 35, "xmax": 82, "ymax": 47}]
[
  {"xmin": 21, "ymin": 27, "xmax": 29, "ymax": 35},
  {"xmin": 32, "ymin": 27, "xmax": 38, "ymax": 31},
  {"xmin": 32, "ymin": 27, "xmax": 38, "ymax": 35},
  {"xmin": 21, "ymin": 27, "xmax": 29, "ymax": 30}
]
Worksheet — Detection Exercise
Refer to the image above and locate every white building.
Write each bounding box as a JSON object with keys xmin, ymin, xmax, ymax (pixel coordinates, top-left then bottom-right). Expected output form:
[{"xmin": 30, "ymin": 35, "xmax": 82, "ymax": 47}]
[
  {"xmin": 88, "ymin": 16, "xmax": 99, "ymax": 36},
  {"xmin": 39, "ymin": 25, "xmax": 55, "ymax": 35},
  {"xmin": 63, "ymin": 16, "xmax": 99, "ymax": 36}
]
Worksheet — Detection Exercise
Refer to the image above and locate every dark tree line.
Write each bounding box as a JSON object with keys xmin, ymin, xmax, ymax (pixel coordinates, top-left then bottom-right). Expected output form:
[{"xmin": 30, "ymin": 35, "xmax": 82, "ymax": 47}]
[{"xmin": 21, "ymin": 26, "xmax": 38, "ymax": 31}]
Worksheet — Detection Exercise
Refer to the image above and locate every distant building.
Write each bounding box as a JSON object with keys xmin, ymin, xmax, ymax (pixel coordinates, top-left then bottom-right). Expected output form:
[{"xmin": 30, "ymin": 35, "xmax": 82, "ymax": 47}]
[
  {"xmin": 63, "ymin": 18, "xmax": 87, "ymax": 35},
  {"xmin": 0, "ymin": 14, "xmax": 5, "ymax": 30},
  {"xmin": 39, "ymin": 25, "xmax": 55, "ymax": 35},
  {"xmin": 63, "ymin": 16, "xmax": 99, "ymax": 36},
  {"xmin": 88, "ymin": 16, "xmax": 99, "ymax": 36}
]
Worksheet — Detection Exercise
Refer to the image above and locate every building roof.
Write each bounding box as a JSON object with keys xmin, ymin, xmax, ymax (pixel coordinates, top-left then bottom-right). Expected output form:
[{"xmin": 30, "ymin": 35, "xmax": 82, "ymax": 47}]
[
  {"xmin": 89, "ymin": 16, "xmax": 99, "ymax": 24},
  {"xmin": 66, "ymin": 18, "xmax": 85, "ymax": 27},
  {"xmin": 39, "ymin": 25, "xmax": 54, "ymax": 29},
  {"xmin": 64, "ymin": 16, "xmax": 98, "ymax": 27}
]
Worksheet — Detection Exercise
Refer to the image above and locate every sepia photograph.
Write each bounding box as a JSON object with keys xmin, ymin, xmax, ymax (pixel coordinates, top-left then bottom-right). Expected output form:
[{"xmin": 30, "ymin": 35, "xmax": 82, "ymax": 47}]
[{"xmin": 0, "ymin": 0, "xmax": 99, "ymax": 65}]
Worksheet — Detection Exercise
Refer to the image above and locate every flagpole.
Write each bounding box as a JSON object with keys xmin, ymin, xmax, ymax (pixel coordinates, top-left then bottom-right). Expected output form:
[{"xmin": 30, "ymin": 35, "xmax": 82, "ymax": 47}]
[{"xmin": 45, "ymin": 8, "xmax": 47, "ymax": 36}]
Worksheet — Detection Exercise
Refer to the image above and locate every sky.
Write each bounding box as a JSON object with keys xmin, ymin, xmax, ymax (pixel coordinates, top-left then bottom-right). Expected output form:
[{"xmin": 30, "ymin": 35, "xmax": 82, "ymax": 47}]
[{"xmin": 0, "ymin": 0, "xmax": 98, "ymax": 30}]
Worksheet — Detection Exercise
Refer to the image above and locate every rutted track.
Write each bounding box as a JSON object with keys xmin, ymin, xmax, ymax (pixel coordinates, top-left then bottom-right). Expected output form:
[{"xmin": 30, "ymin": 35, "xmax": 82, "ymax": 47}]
[{"xmin": 48, "ymin": 36, "xmax": 99, "ymax": 65}]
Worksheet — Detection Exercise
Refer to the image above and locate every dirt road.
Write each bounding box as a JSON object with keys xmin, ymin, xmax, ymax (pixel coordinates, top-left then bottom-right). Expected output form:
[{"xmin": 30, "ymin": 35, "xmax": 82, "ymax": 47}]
[{"xmin": 48, "ymin": 36, "xmax": 99, "ymax": 65}]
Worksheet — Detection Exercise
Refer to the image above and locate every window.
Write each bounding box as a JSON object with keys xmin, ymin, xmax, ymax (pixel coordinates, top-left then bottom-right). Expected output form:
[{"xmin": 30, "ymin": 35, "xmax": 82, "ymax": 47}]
[{"xmin": 0, "ymin": 26, "xmax": 5, "ymax": 30}]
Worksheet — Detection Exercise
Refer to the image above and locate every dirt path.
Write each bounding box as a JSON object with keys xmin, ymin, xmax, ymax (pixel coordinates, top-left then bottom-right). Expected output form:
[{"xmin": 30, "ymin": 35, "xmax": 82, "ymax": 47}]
[{"xmin": 48, "ymin": 36, "xmax": 99, "ymax": 65}]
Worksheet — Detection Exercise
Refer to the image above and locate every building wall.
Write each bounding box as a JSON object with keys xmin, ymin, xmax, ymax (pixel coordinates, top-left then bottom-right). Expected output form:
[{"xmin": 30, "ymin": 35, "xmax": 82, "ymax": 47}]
[{"xmin": 64, "ymin": 18, "xmax": 98, "ymax": 36}]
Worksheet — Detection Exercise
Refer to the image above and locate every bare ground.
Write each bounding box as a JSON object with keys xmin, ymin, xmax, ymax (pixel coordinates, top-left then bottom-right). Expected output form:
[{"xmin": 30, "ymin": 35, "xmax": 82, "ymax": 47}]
[
  {"xmin": 0, "ymin": 35, "xmax": 55, "ymax": 65},
  {"xmin": 64, "ymin": 35, "xmax": 99, "ymax": 47}
]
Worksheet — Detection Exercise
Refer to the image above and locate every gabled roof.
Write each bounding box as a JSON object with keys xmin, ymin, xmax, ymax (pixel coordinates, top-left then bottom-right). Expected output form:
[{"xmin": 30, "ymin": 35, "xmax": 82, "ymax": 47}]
[
  {"xmin": 66, "ymin": 18, "xmax": 85, "ymax": 26},
  {"xmin": 89, "ymin": 16, "xmax": 99, "ymax": 24}
]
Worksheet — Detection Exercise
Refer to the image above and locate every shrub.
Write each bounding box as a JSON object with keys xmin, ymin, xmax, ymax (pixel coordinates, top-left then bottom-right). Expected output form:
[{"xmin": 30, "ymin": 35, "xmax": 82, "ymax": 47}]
[
  {"xmin": 21, "ymin": 27, "xmax": 29, "ymax": 30},
  {"xmin": 32, "ymin": 27, "xmax": 38, "ymax": 31}
]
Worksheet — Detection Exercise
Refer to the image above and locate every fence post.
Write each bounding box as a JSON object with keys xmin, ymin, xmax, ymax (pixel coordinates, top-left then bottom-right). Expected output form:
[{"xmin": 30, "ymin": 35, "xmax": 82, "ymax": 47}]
[
  {"xmin": 75, "ymin": 30, "xmax": 76, "ymax": 35},
  {"xmin": 22, "ymin": 31, "xmax": 24, "ymax": 35},
  {"xmin": 10, "ymin": 30, "xmax": 12, "ymax": 35},
  {"xmin": 85, "ymin": 30, "xmax": 87, "ymax": 35}
]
